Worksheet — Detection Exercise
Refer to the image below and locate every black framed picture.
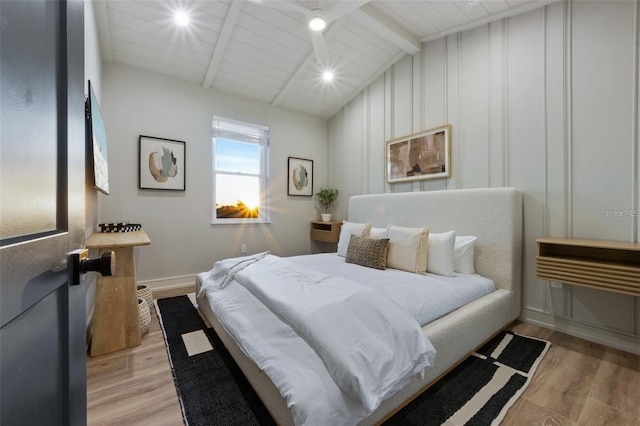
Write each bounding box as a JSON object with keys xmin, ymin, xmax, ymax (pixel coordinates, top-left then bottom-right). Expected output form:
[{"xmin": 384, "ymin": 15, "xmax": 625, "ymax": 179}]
[
  {"xmin": 287, "ymin": 157, "xmax": 313, "ymax": 196},
  {"xmin": 139, "ymin": 135, "xmax": 185, "ymax": 191}
]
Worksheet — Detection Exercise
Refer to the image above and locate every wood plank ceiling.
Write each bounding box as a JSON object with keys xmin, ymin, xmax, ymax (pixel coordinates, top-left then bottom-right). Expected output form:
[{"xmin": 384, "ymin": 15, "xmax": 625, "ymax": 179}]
[{"xmin": 94, "ymin": 0, "xmax": 556, "ymax": 118}]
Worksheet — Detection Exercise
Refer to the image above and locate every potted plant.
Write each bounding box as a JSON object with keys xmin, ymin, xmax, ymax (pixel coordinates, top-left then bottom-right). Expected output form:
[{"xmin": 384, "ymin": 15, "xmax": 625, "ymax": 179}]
[{"xmin": 315, "ymin": 188, "xmax": 339, "ymax": 222}]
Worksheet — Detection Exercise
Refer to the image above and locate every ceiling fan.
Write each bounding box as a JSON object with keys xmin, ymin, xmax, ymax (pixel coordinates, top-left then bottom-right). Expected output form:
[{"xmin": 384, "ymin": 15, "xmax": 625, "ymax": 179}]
[{"xmin": 251, "ymin": 1, "xmax": 370, "ymax": 69}]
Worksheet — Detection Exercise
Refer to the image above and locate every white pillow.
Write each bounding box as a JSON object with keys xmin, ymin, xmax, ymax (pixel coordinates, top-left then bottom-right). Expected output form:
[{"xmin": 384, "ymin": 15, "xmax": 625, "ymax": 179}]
[
  {"xmin": 454, "ymin": 236, "xmax": 477, "ymax": 274},
  {"xmin": 386, "ymin": 225, "xmax": 430, "ymax": 274},
  {"xmin": 337, "ymin": 221, "xmax": 371, "ymax": 257},
  {"xmin": 427, "ymin": 231, "xmax": 456, "ymax": 276},
  {"xmin": 369, "ymin": 227, "xmax": 388, "ymax": 239}
]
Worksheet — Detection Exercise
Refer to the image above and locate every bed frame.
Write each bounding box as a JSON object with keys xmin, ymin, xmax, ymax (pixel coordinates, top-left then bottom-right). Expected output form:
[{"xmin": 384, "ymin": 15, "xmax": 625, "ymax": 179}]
[{"xmin": 197, "ymin": 187, "xmax": 522, "ymax": 425}]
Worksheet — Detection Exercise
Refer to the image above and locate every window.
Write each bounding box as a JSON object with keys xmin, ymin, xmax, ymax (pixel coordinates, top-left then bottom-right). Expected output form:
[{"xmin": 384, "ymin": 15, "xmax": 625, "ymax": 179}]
[{"xmin": 212, "ymin": 116, "xmax": 269, "ymax": 224}]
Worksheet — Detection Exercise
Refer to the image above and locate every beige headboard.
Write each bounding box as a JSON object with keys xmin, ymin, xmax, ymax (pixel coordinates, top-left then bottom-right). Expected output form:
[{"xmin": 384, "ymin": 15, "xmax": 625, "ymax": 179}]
[{"xmin": 348, "ymin": 188, "xmax": 522, "ymax": 307}]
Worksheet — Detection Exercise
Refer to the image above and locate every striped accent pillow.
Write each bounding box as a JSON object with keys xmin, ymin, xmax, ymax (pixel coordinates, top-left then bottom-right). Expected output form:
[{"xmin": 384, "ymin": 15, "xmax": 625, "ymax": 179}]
[{"xmin": 345, "ymin": 235, "xmax": 390, "ymax": 270}]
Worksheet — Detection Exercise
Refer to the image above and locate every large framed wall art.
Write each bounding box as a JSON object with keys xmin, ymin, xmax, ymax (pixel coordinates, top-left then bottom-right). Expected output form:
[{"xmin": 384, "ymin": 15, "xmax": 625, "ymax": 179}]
[
  {"xmin": 139, "ymin": 135, "xmax": 186, "ymax": 191},
  {"xmin": 386, "ymin": 124, "xmax": 451, "ymax": 184}
]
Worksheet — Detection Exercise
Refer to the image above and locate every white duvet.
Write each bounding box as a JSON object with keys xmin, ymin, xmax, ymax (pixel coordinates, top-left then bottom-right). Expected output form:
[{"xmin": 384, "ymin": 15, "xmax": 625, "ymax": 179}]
[
  {"xmin": 232, "ymin": 255, "xmax": 436, "ymax": 412},
  {"xmin": 198, "ymin": 253, "xmax": 495, "ymax": 425}
]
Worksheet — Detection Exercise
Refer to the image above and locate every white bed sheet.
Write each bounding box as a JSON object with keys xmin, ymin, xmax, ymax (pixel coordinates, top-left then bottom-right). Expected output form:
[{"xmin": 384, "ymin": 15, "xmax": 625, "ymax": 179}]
[
  {"xmin": 198, "ymin": 253, "xmax": 497, "ymax": 426},
  {"xmin": 288, "ymin": 253, "xmax": 496, "ymax": 326},
  {"xmin": 200, "ymin": 274, "xmax": 371, "ymax": 426}
]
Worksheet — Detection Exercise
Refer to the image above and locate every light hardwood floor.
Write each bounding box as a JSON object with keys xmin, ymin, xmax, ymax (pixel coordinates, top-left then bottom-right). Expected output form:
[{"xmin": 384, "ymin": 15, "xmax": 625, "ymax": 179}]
[{"xmin": 87, "ymin": 298, "xmax": 640, "ymax": 426}]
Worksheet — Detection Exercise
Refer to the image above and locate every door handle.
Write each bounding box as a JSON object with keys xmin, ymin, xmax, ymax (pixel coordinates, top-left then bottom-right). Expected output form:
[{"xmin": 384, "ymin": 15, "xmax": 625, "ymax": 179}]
[
  {"xmin": 68, "ymin": 249, "xmax": 116, "ymax": 285},
  {"xmin": 81, "ymin": 251, "xmax": 115, "ymax": 276}
]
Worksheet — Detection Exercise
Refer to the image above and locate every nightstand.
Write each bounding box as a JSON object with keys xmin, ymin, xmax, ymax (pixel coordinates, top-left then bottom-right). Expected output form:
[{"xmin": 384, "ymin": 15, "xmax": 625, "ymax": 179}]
[
  {"xmin": 536, "ymin": 237, "xmax": 639, "ymax": 296},
  {"xmin": 310, "ymin": 221, "xmax": 342, "ymax": 243}
]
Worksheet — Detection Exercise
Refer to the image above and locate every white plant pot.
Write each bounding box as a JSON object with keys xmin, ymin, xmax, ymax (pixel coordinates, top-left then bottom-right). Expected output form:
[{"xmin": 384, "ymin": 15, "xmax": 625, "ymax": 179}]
[{"xmin": 321, "ymin": 214, "xmax": 332, "ymax": 222}]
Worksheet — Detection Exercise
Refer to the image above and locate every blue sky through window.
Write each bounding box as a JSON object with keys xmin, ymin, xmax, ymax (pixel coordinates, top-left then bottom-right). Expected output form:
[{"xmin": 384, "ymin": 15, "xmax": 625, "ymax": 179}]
[
  {"xmin": 215, "ymin": 138, "xmax": 260, "ymax": 209},
  {"xmin": 215, "ymin": 138, "xmax": 259, "ymax": 174}
]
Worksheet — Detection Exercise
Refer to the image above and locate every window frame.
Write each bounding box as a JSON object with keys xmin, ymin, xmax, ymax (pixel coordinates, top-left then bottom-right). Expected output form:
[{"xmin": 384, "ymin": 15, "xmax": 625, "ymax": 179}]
[{"xmin": 211, "ymin": 116, "xmax": 270, "ymax": 225}]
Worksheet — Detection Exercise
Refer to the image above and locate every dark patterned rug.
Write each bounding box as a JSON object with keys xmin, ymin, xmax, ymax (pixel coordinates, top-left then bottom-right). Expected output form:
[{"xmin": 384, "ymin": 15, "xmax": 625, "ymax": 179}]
[{"xmin": 157, "ymin": 295, "xmax": 549, "ymax": 426}]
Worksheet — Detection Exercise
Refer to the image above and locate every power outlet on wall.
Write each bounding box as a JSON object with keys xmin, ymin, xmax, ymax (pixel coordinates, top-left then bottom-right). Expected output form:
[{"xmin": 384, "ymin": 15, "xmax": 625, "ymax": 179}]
[
  {"xmin": 241, "ymin": 244, "xmax": 247, "ymax": 254},
  {"xmin": 550, "ymin": 281, "xmax": 563, "ymax": 289}
]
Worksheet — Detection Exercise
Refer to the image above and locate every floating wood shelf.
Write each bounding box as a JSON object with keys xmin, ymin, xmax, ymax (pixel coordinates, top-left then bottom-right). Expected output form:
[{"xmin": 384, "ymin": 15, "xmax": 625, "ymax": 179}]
[
  {"xmin": 536, "ymin": 237, "xmax": 640, "ymax": 296},
  {"xmin": 310, "ymin": 221, "xmax": 342, "ymax": 243}
]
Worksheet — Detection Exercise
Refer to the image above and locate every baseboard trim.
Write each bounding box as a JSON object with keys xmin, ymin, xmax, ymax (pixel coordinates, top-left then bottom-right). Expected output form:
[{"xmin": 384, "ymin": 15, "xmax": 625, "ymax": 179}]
[
  {"xmin": 520, "ymin": 308, "xmax": 640, "ymax": 355},
  {"xmin": 138, "ymin": 274, "xmax": 195, "ymax": 300}
]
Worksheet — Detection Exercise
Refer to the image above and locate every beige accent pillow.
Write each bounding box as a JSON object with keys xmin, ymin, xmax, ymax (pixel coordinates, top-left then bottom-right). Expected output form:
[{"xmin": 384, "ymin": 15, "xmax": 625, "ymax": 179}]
[
  {"xmin": 337, "ymin": 221, "xmax": 372, "ymax": 257},
  {"xmin": 345, "ymin": 235, "xmax": 390, "ymax": 270},
  {"xmin": 386, "ymin": 225, "xmax": 430, "ymax": 274}
]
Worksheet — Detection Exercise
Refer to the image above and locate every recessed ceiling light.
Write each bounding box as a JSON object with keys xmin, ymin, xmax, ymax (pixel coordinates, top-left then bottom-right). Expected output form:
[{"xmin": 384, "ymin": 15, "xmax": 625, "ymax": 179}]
[
  {"xmin": 322, "ymin": 70, "xmax": 334, "ymax": 82},
  {"xmin": 309, "ymin": 11, "xmax": 326, "ymax": 31},
  {"xmin": 174, "ymin": 10, "xmax": 190, "ymax": 27}
]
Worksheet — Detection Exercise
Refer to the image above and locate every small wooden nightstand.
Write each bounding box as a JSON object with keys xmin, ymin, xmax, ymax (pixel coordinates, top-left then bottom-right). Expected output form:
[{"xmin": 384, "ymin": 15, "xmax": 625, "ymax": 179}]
[
  {"xmin": 310, "ymin": 221, "xmax": 342, "ymax": 243},
  {"xmin": 536, "ymin": 237, "xmax": 640, "ymax": 296}
]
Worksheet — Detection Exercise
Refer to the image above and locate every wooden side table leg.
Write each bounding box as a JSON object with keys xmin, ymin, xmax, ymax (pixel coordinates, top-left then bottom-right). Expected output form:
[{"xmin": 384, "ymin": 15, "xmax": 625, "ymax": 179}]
[{"xmin": 89, "ymin": 246, "xmax": 141, "ymax": 357}]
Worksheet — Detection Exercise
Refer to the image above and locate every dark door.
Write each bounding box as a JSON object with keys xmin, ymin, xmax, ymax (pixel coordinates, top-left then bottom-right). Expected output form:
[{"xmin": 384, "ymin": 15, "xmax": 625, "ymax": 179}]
[{"xmin": 0, "ymin": 1, "xmax": 86, "ymax": 425}]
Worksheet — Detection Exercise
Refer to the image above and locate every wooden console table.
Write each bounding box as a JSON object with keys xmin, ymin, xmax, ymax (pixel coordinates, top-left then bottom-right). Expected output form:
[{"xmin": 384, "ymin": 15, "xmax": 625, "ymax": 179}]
[
  {"xmin": 86, "ymin": 230, "xmax": 151, "ymax": 356},
  {"xmin": 536, "ymin": 237, "xmax": 640, "ymax": 296}
]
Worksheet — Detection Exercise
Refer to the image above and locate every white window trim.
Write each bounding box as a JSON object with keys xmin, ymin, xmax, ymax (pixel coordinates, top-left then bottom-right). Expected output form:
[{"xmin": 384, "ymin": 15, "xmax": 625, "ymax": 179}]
[{"xmin": 212, "ymin": 116, "xmax": 270, "ymax": 225}]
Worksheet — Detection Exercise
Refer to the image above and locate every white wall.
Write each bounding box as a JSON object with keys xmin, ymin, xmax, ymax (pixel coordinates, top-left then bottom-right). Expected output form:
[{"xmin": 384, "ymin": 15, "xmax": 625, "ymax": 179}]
[
  {"xmin": 328, "ymin": 1, "xmax": 639, "ymax": 353},
  {"xmin": 84, "ymin": 0, "xmax": 103, "ymax": 326},
  {"xmin": 100, "ymin": 63, "xmax": 328, "ymax": 286}
]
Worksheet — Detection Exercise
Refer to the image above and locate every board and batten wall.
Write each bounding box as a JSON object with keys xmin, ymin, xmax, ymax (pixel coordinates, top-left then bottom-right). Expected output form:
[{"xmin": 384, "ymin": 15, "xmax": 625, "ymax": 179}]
[
  {"xmin": 100, "ymin": 63, "xmax": 328, "ymax": 290},
  {"xmin": 328, "ymin": 1, "xmax": 639, "ymax": 354}
]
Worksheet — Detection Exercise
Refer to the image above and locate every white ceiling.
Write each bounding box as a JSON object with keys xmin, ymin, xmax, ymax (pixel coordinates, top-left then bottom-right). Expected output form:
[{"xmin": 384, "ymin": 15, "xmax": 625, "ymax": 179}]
[{"xmin": 94, "ymin": 0, "xmax": 555, "ymax": 118}]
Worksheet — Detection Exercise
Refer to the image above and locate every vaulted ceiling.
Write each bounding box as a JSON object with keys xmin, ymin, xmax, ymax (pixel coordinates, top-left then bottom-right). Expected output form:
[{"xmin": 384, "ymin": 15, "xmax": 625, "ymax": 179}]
[{"xmin": 94, "ymin": 0, "xmax": 555, "ymax": 118}]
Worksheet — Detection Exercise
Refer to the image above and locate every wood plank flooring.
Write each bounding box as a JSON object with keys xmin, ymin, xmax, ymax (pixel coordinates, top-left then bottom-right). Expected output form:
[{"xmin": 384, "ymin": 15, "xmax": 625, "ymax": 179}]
[
  {"xmin": 86, "ymin": 302, "xmax": 183, "ymax": 426},
  {"xmin": 87, "ymin": 297, "xmax": 640, "ymax": 426}
]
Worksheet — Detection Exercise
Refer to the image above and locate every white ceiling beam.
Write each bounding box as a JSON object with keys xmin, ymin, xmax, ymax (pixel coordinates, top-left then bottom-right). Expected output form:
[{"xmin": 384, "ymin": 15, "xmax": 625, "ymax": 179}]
[
  {"xmin": 93, "ymin": 0, "xmax": 113, "ymax": 63},
  {"xmin": 349, "ymin": 4, "xmax": 421, "ymax": 55},
  {"xmin": 272, "ymin": 20, "xmax": 345, "ymax": 107},
  {"xmin": 202, "ymin": 0, "xmax": 245, "ymax": 88}
]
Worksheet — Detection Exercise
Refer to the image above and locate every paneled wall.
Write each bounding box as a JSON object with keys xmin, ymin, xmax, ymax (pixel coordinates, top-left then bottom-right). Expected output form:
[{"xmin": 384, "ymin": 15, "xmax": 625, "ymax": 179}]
[{"xmin": 328, "ymin": 1, "xmax": 639, "ymax": 353}]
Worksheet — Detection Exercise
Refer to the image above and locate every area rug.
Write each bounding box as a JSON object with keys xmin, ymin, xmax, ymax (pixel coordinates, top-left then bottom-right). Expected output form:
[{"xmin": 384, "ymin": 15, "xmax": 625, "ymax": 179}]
[{"xmin": 157, "ymin": 295, "xmax": 550, "ymax": 426}]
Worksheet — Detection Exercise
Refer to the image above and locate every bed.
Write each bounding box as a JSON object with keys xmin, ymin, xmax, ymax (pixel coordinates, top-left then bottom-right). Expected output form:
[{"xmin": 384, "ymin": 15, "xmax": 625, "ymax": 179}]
[{"xmin": 196, "ymin": 187, "xmax": 522, "ymax": 425}]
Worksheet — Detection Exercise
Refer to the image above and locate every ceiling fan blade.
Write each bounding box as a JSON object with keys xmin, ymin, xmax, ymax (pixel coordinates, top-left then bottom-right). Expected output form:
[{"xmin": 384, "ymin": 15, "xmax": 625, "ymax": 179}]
[
  {"xmin": 309, "ymin": 29, "xmax": 329, "ymax": 67},
  {"xmin": 249, "ymin": 0, "xmax": 310, "ymax": 16},
  {"xmin": 324, "ymin": 0, "xmax": 370, "ymax": 23}
]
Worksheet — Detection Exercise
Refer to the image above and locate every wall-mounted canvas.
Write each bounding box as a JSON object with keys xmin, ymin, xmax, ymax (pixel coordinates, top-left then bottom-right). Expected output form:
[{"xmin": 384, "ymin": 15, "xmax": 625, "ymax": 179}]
[
  {"xmin": 139, "ymin": 135, "xmax": 185, "ymax": 191},
  {"xmin": 287, "ymin": 157, "xmax": 313, "ymax": 196},
  {"xmin": 86, "ymin": 80, "xmax": 110, "ymax": 194},
  {"xmin": 386, "ymin": 124, "xmax": 451, "ymax": 184}
]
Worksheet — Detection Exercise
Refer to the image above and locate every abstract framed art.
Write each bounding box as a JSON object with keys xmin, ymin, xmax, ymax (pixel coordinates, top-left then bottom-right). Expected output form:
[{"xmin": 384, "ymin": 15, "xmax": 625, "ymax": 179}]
[
  {"xmin": 287, "ymin": 157, "xmax": 313, "ymax": 196},
  {"xmin": 139, "ymin": 135, "xmax": 186, "ymax": 191},
  {"xmin": 386, "ymin": 124, "xmax": 451, "ymax": 184}
]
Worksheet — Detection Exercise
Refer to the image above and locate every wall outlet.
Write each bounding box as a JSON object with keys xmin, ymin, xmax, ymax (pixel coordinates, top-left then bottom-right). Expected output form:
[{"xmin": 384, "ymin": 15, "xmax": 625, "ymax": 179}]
[
  {"xmin": 550, "ymin": 281, "xmax": 563, "ymax": 289},
  {"xmin": 240, "ymin": 244, "xmax": 247, "ymax": 254}
]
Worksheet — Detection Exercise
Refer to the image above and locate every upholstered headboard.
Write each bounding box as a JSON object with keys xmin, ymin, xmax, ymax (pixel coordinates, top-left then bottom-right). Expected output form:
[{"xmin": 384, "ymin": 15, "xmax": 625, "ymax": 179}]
[{"xmin": 348, "ymin": 188, "xmax": 522, "ymax": 308}]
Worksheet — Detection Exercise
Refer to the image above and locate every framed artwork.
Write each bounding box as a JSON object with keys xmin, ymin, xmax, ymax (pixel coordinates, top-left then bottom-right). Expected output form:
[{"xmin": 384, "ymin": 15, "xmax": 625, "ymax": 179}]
[
  {"xmin": 287, "ymin": 157, "xmax": 313, "ymax": 196},
  {"xmin": 385, "ymin": 124, "xmax": 451, "ymax": 184},
  {"xmin": 139, "ymin": 135, "xmax": 186, "ymax": 191}
]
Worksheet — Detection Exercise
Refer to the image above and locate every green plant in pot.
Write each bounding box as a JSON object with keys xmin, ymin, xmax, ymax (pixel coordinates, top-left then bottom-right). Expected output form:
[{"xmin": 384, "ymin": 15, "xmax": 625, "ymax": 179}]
[{"xmin": 315, "ymin": 188, "xmax": 339, "ymax": 222}]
